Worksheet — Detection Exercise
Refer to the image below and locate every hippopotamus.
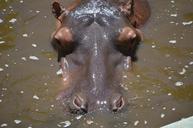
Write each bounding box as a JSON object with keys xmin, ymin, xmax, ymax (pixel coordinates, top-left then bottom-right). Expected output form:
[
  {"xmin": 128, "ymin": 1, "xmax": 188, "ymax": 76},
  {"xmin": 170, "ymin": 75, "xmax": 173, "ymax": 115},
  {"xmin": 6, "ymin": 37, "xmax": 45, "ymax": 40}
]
[{"xmin": 51, "ymin": 0, "xmax": 150, "ymax": 114}]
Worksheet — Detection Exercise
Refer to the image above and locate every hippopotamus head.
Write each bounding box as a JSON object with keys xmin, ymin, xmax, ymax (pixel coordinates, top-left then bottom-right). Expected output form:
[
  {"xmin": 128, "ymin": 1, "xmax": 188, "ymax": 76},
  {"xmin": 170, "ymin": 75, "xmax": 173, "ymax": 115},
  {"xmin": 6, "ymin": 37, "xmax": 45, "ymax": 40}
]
[{"xmin": 51, "ymin": 0, "xmax": 150, "ymax": 114}]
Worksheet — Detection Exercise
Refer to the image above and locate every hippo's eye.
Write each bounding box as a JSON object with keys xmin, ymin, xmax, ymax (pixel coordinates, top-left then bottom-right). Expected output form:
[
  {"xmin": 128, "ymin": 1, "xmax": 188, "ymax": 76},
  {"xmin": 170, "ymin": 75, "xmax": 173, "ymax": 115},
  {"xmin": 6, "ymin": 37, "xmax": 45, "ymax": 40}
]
[
  {"xmin": 114, "ymin": 27, "xmax": 143, "ymax": 57},
  {"xmin": 114, "ymin": 38, "xmax": 139, "ymax": 57},
  {"xmin": 51, "ymin": 27, "xmax": 78, "ymax": 60}
]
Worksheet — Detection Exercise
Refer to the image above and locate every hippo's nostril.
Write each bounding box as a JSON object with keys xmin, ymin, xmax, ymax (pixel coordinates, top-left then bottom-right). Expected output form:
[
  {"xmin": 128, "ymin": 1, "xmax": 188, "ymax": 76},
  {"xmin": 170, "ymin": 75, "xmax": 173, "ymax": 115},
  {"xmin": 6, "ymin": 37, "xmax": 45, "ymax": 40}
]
[
  {"xmin": 111, "ymin": 95, "xmax": 125, "ymax": 112},
  {"xmin": 72, "ymin": 95, "xmax": 88, "ymax": 114}
]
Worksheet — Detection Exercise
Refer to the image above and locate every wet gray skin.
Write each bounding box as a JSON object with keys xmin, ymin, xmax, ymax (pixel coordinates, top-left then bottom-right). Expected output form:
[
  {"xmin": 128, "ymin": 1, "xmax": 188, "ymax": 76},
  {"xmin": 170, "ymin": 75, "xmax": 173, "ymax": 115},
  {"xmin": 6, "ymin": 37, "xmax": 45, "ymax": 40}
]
[
  {"xmin": 51, "ymin": 0, "xmax": 147, "ymax": 114},
  {"xmin": 1, "ymin": 0, "xmax": 193, "ymax": 128}
]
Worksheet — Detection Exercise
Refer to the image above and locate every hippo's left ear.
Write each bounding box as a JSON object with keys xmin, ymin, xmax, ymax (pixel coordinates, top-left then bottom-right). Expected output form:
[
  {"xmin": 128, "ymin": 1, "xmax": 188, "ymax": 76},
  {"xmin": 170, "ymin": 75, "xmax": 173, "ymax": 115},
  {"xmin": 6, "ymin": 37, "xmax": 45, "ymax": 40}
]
[
  {"xmin": 52, "ymin": 0, "xmax": 81, "ymax": 19},
  {"xmin": 52, "ymin": 0, "xmax": 70, "ymax": 21},
  {"xmin": 52, "ymin": 1, "xmax": 64, "ymax": 19}
]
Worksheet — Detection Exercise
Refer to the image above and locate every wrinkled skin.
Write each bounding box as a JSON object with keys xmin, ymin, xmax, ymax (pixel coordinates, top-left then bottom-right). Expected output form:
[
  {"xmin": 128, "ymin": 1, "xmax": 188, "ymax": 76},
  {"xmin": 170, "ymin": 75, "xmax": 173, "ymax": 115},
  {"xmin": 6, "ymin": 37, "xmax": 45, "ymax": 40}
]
[{"xmin": 51, "ymin": 0, "xmax": 150, "ymax": 114}]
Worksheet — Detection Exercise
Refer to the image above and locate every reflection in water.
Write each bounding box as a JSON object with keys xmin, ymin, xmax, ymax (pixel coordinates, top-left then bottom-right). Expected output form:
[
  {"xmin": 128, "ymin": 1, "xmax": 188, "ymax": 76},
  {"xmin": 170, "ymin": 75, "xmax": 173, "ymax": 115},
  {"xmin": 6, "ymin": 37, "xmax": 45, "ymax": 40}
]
[
  {"xmin": 184, "ymin": 12, "xmax": 193, "ymax": 21},
  {"xmin": 40, "ymin": 51, "xmax": 56, "ymax": 60},
  {"xmin": 0, "ymin": 0, "xmax": 18, "ymax": 51},
  {"xmin": 0, "ymin": 0, "xmax": 193, "ymax": 128}
]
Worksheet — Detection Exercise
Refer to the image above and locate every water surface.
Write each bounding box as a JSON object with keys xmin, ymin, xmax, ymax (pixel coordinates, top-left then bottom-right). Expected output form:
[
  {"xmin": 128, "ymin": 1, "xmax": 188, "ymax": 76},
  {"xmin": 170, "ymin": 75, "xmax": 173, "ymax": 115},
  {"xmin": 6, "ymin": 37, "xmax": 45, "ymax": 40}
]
[{"xmin": 0, "ymin": 0, "xmax": 193, "ymax": 127}]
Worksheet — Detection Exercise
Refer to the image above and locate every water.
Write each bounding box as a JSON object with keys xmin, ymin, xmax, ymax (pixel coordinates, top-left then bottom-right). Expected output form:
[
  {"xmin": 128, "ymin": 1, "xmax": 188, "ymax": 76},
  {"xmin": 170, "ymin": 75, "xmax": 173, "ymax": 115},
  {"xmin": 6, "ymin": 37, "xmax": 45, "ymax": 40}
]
[{"xmin": 0, "ymin": 0, "xmax": 193, "ymax": 127}]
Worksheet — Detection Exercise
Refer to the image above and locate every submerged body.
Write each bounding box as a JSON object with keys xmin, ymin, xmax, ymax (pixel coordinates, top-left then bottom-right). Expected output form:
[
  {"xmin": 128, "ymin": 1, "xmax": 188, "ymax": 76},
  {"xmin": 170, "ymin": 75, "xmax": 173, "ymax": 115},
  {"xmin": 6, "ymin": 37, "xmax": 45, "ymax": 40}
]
[{"xmin": 51, "ymin": 0, "xmax": 150, "ymax": 114}]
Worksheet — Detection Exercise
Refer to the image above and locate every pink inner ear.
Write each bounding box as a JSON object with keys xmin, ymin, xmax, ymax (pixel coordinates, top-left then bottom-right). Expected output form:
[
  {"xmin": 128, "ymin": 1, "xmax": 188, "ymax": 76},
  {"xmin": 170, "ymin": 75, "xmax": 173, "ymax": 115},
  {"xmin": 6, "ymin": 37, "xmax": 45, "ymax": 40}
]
[
  {"xmin": 54, "ymin": 27, "xmax": 73, "ymax": 45},
  {"xmin": 119, "ymin": 0, "xmax": 134, "ymax": 17}
]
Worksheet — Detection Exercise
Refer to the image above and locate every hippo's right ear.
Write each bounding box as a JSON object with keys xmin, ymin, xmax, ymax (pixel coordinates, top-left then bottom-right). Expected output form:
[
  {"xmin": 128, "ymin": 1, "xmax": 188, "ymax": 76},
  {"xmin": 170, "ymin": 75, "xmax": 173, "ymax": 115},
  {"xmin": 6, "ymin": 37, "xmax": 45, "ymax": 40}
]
[{"xmin": 119, "ymin": 0, "xmax": 134, "ymax": 17}]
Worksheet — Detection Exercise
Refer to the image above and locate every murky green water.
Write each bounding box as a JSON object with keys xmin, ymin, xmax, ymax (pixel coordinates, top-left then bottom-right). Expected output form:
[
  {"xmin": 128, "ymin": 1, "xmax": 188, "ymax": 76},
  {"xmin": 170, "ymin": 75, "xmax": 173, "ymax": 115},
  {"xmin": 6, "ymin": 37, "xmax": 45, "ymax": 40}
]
[{"xmin": 0, "ymin": 0, "xmax": 193, "ymax": 127}]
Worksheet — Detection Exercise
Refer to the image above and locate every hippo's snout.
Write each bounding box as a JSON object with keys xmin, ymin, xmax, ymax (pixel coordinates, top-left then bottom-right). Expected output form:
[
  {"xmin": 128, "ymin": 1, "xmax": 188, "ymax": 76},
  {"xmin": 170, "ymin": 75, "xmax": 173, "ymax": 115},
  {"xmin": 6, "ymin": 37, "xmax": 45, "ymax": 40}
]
[{"xmin": 63, "ymin": 94, "xmax": 126, "ymax": 114}]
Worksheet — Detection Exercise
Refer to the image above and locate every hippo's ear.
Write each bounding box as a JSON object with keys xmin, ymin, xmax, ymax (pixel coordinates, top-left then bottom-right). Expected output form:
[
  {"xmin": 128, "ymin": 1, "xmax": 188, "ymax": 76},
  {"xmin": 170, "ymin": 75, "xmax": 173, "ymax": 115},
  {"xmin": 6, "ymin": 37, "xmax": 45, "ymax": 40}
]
[
  {"xmin": 52, "ymin": 0, "xmax": 82, "ymax": 19},
  {"xmin": 115, "ymin": 27, "xmax": 143, "ymax": 58},
  {"xmin": 52, "ymin": 1, "xmax": 65, "ymax": 19},
  {"xmin": 119, "ymin": 0, "xmax": 151, "ymax": 27},
  {"xmin": 119, "ymin": 0, "xmax": 134, "ymax": 17}
]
